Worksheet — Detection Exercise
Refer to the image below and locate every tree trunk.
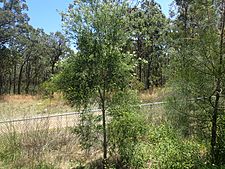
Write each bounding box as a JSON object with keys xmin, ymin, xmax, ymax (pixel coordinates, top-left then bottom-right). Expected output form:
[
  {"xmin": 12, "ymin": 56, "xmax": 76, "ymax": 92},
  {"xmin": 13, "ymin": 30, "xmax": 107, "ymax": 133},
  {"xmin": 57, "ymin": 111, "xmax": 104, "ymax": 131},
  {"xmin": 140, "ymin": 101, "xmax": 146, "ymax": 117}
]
[
  {"xmin": 102, "ymin": 98, "xmax": 107, "ymax": 167},
  {"xmin": 18, "ymin": 53, "xmax": 32, "ymax": 94},
  {"xmin": 25, "ymin": 63, "xmax": 31, "ymax": 94},
  {"xmin": 13, "ymin": 64, "xmax": 17, "ymax": 94},
  {"xmin": 211, "ymin": 1, "xmax": 225, "ymax": 164},
  {"xmin": 51, "ymin": 63, "xmax": 55, "ymax": 75},
  {"xmin": 0, "ymin": 74, "xmax": 3, "ymax": 95},
  {"xmin": 211, "ymin": 89, "xmax": 220, "ymax": 164},
  {"xmin": 98, "ymin": 88, "xmax": 107, "ymax": 168},
  {"xmin": 145, "ymin": 58, "xmax": 151, "ymax": 90},
  {"xmin": 25, "ymin": 79, "xmax": 31, "ymax": 94},
  {"xmin": 145, "ymin": 43, "xmax": 153, "ymax": 90},
  {"xmin": 138, "ymin": 62, "xmax": 142, "ymax": 82},
  {"xmin": 8, "ymin": 71, "xmax": 12, "ymax": 94},
  {"xmin": 18, "ymin": 63, "xmax": 25, "ymax": 94},
  {"xmin": 137, "ymin": 36, "xmax": 142, "ymax": 82}
]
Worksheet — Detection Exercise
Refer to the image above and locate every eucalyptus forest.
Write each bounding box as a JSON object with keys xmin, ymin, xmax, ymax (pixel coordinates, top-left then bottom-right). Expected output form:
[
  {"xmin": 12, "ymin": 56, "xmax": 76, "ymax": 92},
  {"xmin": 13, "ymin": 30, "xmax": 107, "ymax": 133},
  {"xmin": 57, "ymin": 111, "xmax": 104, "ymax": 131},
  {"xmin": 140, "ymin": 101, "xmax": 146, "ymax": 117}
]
[{"xmin": 0, "ymin": 0, "xmax": 225, "ymax": 168}]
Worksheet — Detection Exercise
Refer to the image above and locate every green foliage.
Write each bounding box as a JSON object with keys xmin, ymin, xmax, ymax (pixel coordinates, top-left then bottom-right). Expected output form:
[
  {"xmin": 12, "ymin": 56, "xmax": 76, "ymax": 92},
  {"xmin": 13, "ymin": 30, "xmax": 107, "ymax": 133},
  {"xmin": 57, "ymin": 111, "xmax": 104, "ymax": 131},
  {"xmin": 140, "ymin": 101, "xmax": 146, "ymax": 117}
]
[
  {"xmin": 58, "ymin": 1, "xmax": 136, "ymax": 164},
  {"xmin": 58, "ymin": 0, "xmax": 135, "ymax": 106},
  {"xmin": 40, "ymin": 79, "xmax": 58, "ymax": 97},
  {"xmin": 128, "ymin": 0, "xmax": 169, "ymax": 89},
  {"xmin": 0, "ymin": 0, "xmax": 28, "ymax": 47},
  {"xmin": 167, "ymin": 0, "xmax": 225, "ymax": 165},
  {"xmin": 0, "ymin": 0, "xmax": 70, "ymax": 95},
  {"xmin": 72, "ymin": 111, "xmax": 102, "ymax": 152},
  {"xmin": 54, "ymin": 54, "xmax": 99, "ymax": 107},
  {"xmin": 148, "ymin": 124, "xmax": 202, "ymax": 169},
  {"xmin": 216, "ymin": 115, "xmax": 225, "ymax": 165},
  {"xmin": 108, "ymin": 90, "xmax": 149, "ymax": 168}
]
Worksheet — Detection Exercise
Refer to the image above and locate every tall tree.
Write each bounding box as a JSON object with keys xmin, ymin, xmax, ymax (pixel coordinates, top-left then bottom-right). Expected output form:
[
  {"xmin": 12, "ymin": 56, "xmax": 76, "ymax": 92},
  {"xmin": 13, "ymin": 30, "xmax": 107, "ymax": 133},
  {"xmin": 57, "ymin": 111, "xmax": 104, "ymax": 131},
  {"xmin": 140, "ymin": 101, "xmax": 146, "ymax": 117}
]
[
  {"xmin": 58, "ymin": 0, "xmax": 134, "ymax": 166},
  {"xmin": 129, "ymin": 0, "xmax": 168, "ymax": 89},
  {"xmin": 168, "ymin": 0, "xmax": 225, "ymax": 165},
  {"xmin": 0, "ymin": 0, "xmax": 29, "ymax": 94},
  {"xmin": 0, "ymin": 0, "xmax": 28, "ymax": 47},
  {"xmin": 47, "ymin": 32, "xmax": 69, "ymax": 75}
]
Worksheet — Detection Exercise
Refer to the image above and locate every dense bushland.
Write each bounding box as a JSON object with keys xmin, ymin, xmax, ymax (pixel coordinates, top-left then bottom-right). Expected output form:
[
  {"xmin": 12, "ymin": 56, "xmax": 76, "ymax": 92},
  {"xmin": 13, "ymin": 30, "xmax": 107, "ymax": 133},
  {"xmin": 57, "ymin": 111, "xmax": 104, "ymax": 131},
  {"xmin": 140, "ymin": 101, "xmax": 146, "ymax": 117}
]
[{"xmin": 1, "ymin": 0, "xmax": 225, "ymax": 168}]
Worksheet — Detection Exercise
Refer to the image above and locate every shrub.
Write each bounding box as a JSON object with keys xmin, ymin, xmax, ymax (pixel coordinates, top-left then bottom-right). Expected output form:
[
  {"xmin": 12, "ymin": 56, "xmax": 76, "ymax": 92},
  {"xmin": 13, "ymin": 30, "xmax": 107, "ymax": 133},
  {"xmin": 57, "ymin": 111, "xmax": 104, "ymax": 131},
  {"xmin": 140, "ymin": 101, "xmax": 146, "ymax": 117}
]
[
  {"xmin": 148, "ymin": 124, "xmax": 202, "ymax": 169},
  {"xmin": 216, "ymin": 115, "xmax": 225, "ymax": 166},
  {"xmin": 40, "ymin": 80, "xmax": 57, "ymax": 98},
  {"xmin": 72, "ymin": 110, "xmax": 102, "ymax": 153},
  {"xmin": 108, "ymin": 90, "xmax": 149, "ymax": 168}
]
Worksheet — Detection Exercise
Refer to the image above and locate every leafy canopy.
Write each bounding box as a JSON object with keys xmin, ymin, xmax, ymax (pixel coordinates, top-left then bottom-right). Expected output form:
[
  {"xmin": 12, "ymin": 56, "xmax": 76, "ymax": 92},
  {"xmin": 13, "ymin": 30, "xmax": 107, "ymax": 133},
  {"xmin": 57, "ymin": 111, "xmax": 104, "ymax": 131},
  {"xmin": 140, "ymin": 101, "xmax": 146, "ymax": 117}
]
[{"xmin": 57, "ymin": 0, "xmax": 135, "ymax": 107}]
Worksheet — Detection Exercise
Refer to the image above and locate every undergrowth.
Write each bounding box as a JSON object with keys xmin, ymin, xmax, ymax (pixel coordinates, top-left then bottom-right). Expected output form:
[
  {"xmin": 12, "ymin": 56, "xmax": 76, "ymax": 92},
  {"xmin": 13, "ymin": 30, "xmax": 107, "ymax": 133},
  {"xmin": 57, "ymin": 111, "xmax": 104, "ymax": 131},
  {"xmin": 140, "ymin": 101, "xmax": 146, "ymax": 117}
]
[{"xmin": 1, "ymin": 92, "xmax": 224, "ymax": 168}]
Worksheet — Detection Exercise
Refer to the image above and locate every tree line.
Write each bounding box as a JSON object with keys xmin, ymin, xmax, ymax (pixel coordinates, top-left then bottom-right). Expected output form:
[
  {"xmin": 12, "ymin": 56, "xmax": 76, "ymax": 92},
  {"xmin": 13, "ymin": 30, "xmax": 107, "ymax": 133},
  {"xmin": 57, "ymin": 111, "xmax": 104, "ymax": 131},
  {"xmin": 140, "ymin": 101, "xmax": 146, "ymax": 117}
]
[
  {"xmin": 168, "ymin": 0, "xmax": 225, "ymax": 165},
  {"xmin": 0, "ymin": 0, "xmax": 169, "ymax": 95},
  {"xmin": 0, "ymin": 0, "xmax": 71, "ymax": 95}
]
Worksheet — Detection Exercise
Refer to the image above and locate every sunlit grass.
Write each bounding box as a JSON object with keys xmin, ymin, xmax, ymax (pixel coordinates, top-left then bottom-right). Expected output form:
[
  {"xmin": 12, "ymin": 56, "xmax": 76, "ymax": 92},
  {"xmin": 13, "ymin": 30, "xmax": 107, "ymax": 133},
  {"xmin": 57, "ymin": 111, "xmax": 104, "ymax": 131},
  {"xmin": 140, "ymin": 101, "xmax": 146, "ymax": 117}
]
[
  {"xmin": 0, "ymin": 94, "xmax": 75, "ymax": 120},
  {"xmin": 139, "ymin": 87, "xmax": 169, "ymax": 103},
  {"xmin": 0, "ymin": 118, "xmax": 85, "ymax": 169},
  {"xmin": 0, "ymin": 88, "xmax": 168, "ymax": 120}
]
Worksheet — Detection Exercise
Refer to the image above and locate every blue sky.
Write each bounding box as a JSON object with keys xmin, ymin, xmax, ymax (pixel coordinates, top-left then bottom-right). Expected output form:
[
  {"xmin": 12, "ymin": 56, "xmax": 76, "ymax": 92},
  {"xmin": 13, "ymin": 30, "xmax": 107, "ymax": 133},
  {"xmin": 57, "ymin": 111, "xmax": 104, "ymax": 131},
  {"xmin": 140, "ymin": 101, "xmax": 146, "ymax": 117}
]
[{"xmin": 27, "ymin": 0, "xmax": 173, "ymax": 34}]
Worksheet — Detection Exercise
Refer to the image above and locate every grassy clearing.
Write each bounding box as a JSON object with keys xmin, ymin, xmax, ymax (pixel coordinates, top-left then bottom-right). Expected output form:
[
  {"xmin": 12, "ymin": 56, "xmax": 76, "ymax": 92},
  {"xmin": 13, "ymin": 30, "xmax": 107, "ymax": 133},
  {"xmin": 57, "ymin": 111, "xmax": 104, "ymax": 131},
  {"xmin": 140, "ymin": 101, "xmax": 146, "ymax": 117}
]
[
  {"xmin": 0, "ymin": 117, "xmax": 103, "ymax": 169},
  {"xmin": 139, "ymin": 87, "xmax": 169, "ymax": 103},
  {"xmin": 0, "ymin": 89, "xmax": 167, "ymax": 120},
  {"xmin": 0, "ymin": 92, "xmax": 168, "ymax": 169},
  {"xmin": 0, "ymin": 90, "xmax": 212, "ymax": 168},
  {"xmin": 0, "ymin": 100, "xmax": 211, "ymax": 168},
  {"xmin": 0, "ymin": 95, "xmax": 75, "ymax": 120}
]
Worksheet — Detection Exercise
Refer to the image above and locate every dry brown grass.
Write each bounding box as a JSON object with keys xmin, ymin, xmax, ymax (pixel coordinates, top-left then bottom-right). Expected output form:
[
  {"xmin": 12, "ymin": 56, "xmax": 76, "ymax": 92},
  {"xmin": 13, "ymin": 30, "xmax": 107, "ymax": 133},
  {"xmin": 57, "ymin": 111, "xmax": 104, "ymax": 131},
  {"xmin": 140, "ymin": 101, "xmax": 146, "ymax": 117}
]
[
  {"xmin": 0, "ymin": 116, "xmax": 102, "ymax": 169},
  {"xmin": 139, "ymin": 87, "xmax": 168, "ymax": 103},
  {"xmin": 0, "ymin": 90, "xmax": 168, "ymax": 168},
  {"xmin": 0, "ymin": 94, "xmax": 75, "ymax": 120},
  {"xmin": 0, "ymin": 94, "xmax": 103, "ymax": 168},
  {"xmin": 0, "ymin": 95, "xmax": 38, "ymax": 103}
]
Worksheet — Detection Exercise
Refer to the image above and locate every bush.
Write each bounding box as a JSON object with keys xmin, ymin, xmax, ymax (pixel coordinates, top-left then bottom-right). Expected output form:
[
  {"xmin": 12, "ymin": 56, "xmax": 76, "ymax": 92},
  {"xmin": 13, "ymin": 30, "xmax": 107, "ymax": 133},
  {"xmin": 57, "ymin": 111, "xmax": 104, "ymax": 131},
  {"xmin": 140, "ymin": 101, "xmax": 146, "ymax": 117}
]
[
  {"xmin": 40, "ymin": 80, "xmax": 57, "ymax": 98},
  {"xmin": 108, "ymin": 90, "xmax": 149, "ymax": 168},
  {"xmin": 148, "ymin": 124, "xmax": 202, "ymax": 169},
  {"xmin": 72, "ymin": 110, "xmax": 102, "ymax": 153}
]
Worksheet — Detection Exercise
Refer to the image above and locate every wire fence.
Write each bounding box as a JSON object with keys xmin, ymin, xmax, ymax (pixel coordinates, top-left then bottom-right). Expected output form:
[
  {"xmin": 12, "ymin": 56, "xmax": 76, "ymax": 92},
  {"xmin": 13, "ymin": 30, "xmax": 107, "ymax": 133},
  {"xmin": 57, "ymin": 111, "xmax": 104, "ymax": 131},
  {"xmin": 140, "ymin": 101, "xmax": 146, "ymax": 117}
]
[{"xmin": 0, "ymin": 101, "xmax": 166, "ymax": 124}]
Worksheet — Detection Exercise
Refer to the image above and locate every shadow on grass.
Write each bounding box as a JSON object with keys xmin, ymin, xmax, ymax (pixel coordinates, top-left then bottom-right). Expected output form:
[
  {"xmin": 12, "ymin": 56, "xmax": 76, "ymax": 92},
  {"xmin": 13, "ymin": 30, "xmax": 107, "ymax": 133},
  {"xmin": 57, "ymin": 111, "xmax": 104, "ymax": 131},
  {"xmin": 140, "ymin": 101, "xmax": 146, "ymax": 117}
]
[{"xmin": 72, "ymin": 157, "xmax": 129, "ymax": 169}]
